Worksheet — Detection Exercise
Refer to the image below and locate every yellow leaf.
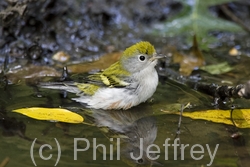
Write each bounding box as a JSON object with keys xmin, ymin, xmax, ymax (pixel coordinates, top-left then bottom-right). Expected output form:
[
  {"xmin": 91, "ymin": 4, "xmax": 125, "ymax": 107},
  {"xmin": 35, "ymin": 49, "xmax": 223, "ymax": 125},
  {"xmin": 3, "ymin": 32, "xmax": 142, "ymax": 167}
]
[
  {"xmin": 174, "ymin": 109, "xmax": 250, "ymax": 128},
  {"xmin": 13, "ymin": 107, "xmax": 84, "ymax": 123}
]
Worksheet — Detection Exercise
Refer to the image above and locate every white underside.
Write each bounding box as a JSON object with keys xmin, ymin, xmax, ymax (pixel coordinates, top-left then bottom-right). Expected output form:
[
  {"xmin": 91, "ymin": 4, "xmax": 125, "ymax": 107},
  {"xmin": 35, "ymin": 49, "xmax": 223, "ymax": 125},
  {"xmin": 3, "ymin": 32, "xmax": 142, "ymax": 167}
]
[{"xmin": 73, "ymin": 65, "xmax": 158, "ymax": 110}]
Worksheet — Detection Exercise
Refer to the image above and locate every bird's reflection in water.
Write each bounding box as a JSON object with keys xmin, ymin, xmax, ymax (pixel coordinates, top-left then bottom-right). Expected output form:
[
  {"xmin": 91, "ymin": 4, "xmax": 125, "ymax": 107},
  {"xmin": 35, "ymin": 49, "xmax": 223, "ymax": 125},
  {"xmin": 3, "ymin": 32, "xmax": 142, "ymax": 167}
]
[{"xmin": 85, "ymin": 105, "xmax": 161, "ymax": 167}]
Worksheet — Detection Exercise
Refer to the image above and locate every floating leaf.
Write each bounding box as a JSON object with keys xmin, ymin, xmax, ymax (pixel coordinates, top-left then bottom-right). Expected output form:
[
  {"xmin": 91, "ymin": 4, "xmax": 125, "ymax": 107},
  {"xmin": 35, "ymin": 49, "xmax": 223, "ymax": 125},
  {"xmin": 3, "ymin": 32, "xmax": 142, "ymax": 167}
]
[
  {"xmin": 200, "ymin": 62, "xmax": 233, "ymax": 74},
  {"xmin": 173, "ymin": 109, "xmax": 250, "ymax": 128},
  {"xmin": 13, "ymin": 107, "xmax": 84, "ymax": 123}
]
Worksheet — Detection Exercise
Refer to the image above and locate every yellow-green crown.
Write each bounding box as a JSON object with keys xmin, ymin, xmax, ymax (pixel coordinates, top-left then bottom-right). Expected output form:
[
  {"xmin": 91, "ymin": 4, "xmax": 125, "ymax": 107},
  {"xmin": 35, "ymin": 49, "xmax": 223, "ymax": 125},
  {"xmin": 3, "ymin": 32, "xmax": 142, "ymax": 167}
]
[{"xmin": 122, "ymin": 41, "xmax": 156, "ymax": 58}]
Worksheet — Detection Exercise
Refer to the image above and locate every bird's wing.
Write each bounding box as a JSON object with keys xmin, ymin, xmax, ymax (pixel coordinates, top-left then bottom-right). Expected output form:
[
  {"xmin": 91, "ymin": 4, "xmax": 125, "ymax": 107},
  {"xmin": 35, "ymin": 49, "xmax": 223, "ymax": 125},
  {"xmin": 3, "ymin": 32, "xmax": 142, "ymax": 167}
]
[
  {"xmin": 40, "ymin": 62, "xmax": 132, "ymax": 96},
  {"xmin": 86, "ymin": 62, "xmax": 131, "ymax": 88}
]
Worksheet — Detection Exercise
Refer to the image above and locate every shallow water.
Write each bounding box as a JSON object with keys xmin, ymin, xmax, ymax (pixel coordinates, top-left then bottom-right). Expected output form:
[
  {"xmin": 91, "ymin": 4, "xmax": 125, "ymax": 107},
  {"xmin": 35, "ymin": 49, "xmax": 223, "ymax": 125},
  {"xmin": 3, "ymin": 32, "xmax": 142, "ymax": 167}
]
[
  {"xmin": 1, "ymin": 77, "xmax": 250, "ymax": 167},
  {"xmin": 1, "ymin": 0, "xmax": 250, "ymax": 166}
]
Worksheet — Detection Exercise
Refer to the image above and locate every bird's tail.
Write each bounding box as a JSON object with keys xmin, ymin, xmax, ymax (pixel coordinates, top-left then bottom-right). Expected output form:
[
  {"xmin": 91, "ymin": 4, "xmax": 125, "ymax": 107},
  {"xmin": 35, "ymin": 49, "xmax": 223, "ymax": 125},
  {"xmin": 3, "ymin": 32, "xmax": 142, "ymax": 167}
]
[{"xmin": 39, "ymin": 82, "xmax": 81, "ymax": 94}]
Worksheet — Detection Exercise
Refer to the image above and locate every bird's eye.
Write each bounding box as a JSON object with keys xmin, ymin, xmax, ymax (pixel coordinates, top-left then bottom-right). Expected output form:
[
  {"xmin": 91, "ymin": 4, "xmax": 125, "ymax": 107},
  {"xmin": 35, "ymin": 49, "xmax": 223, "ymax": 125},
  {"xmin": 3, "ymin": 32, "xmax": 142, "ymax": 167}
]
[
  {"xmin": 139, "ymin": 55, "xmax": 145, "ymax": 61},
  {"xmin": 137, "ymin": 158, "xmax": 143, "ymax": 164}
]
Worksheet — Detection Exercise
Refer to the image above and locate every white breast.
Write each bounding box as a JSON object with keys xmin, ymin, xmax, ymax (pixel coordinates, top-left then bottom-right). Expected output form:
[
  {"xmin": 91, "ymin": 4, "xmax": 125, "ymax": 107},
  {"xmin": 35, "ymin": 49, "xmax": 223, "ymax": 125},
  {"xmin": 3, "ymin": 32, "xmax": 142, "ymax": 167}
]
[{"xmin": 134, "ymin": 66, "xmax": 158, "ymax": 103}]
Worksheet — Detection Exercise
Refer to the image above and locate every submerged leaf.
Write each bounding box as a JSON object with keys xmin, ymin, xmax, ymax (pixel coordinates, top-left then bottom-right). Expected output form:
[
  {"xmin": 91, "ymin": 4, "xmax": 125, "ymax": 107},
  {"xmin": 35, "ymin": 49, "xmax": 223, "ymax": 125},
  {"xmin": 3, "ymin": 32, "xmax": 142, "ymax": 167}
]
[
  {"xmin": 173, "ymin": 35, "xmax": 205, "ymax": 76},
  {"xmin": 13, "ymin": 107, "xmax": 84, "ymax": 123},
  {"xmin": 174, "ymin": 109, "xmax": 250, "ymax": 128},
  {"xmin": 6, "ymin": 65, "xmax": 61, "ymax": 84},
  {"xmin": 200, "ymin": 62, "xmax": 233, "ymax": 74}
]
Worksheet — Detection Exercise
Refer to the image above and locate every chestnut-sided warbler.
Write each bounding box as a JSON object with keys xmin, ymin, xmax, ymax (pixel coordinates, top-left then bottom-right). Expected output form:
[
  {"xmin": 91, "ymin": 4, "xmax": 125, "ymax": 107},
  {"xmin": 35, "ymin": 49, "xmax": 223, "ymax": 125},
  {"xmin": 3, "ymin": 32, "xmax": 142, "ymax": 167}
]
[{"xmin": 41, "ymin": 41, "xmax": 163, "ymax": 110}]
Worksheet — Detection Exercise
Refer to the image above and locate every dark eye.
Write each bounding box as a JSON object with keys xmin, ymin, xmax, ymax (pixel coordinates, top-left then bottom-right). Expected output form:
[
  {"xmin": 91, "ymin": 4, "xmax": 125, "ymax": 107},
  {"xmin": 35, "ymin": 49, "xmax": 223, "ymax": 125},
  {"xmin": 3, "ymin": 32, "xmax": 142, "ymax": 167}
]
[
  {"xmin": 137, "ymin": 158, "xmax": 143, "ymax": 164},
  {"xmin": 139, "ymin": 55, "xmax": 145, "ymax": 61}
]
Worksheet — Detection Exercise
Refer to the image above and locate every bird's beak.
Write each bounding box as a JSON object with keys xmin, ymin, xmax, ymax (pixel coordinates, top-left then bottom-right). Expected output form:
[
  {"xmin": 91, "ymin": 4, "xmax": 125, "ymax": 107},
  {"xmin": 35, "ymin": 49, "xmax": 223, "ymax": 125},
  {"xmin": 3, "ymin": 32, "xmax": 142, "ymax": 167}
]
[{"xmin": 150, "ymin": 54, "xmax": 166, "ymax": 61}]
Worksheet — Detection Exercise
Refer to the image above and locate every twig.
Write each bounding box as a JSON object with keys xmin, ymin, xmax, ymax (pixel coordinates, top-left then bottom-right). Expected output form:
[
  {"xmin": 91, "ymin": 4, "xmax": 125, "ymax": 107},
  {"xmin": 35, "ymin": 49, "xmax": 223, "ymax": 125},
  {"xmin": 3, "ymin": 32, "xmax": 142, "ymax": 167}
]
[
  {"xmin": 175, "ymin": 104, "xmax": 184, "ymax": 139},
  {"xmin": 0, "ymin": 157, "xmax": 10, "ymax": 167},
  {"xmin": 187, "ymin": 80, "xmax": 250, "ymax": 106},
  {"xmin": 230, "ymin": 105, "xmax": 237, "ymax": 127}
]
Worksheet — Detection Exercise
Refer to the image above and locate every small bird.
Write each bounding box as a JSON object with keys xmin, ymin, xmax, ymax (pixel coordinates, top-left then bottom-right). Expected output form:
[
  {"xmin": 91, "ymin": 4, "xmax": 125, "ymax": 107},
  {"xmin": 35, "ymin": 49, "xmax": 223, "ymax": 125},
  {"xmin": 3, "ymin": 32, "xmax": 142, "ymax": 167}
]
[{"xmin": 41, "ymin": 41, "xmax": 163, "ymax": 110}]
